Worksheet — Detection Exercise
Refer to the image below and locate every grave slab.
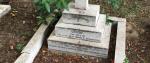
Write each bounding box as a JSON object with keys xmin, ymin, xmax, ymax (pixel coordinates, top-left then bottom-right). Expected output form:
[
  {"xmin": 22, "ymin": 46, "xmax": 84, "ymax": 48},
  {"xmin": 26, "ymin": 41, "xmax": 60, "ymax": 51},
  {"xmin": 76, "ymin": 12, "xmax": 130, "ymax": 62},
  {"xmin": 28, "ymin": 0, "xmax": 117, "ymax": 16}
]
[
  {"xmin": 114, "ymin": 19, "xmax": 126, "ymax": 63},
  {"xmin": 55, "ymin": 14, "xmax": 106, "ymax": 42}
]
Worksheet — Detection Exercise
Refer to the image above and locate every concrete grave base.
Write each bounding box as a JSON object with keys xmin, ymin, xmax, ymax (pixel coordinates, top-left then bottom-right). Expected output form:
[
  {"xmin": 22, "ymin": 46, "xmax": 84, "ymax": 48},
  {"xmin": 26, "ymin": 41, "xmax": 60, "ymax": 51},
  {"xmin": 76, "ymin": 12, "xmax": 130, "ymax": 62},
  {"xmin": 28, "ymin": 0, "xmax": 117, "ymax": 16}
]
[{"xmin": 48, "ymin": 21, "xmax": 112, "ymax": 58}]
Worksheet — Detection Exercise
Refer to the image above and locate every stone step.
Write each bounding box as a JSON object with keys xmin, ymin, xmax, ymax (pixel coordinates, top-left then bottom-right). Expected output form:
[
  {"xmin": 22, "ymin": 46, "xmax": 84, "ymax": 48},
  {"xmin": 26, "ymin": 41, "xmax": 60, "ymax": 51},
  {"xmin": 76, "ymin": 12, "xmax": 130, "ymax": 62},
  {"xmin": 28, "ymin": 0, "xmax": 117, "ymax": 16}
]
[
  {"xmin": 48, "ymin": 35, "xmax": 109, "ymax": 58},
  {"xmin": 62, "ymin": 3, "xmax": 100, "ymax": 26},
  {"xmin": 48, "ymin": 40, "xmax": 108, "ymax": 58},
  {"xmin": 48, "ymin": 22, "xmax": 112, "ymax": 58},
  {"xmin": 55, "ymin": 14, "xmax": 106, "ymax": 42}
]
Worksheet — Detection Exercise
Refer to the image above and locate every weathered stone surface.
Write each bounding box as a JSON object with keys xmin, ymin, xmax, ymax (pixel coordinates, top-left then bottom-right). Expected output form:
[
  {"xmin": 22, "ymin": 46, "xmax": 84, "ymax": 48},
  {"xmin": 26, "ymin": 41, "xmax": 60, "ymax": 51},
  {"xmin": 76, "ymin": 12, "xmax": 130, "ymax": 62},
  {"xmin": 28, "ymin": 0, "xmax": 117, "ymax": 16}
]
[
  {"xmin": 115, "ymin": 22, "xmax": 126, "ymax": 63},
  {"xmin": 107, "ymin": 16, "xmax": 126, "ymax": 63},
  {"xmin": 15, "ymin": 53, "xmax": 35, "ymax": 63},
  {"xmin": 55, "ymin": 27, "xmax": 101, "ymax": 42},
  {"xmin": 61, "ymin": 14, "xmax": 99, "ymax": 26},
  {"xmin": 64, "ymin": 3, "xmax": 100, "ymax": 16},
  {"xmin": 75, "ymin": 0, "xmax": 89, "ymax": 10},
  {"xmin": 48, "ymin": 35, "xmax": 109, "ymax": 58},
  {"xmin": 62, "ymin": 3, "xmax": 100, "ymax": 26},
  {"xmin": 48, "ymin": 22, "xmax": 112, "ymax": 58},
  {"xmin": 55, "ymin": 14, "xmax": 106, "ymax": 42},
  {"xmin": 96, "ymin": 14, "xmax": 106, "ymax": 30},
  {"xmin": 48, "ymin": 40, "xmax": 108, "ymax": 58},
  {"xmin": 114, "ymin": 19, "xmax": 126, "ymax": 63}
]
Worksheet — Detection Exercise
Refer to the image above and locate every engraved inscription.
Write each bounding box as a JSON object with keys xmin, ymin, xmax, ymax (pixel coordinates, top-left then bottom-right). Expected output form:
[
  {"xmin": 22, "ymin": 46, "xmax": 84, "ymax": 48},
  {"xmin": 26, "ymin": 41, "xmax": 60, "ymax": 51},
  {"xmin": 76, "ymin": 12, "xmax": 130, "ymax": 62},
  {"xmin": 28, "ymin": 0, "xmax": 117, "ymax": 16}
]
[
  {"xmin": 69, "ymin": 30, "xmax": 87, "ymax": 40},
  {"xmin": 55, "ymin": 28, "xmax": 101, "ymax": 42}
]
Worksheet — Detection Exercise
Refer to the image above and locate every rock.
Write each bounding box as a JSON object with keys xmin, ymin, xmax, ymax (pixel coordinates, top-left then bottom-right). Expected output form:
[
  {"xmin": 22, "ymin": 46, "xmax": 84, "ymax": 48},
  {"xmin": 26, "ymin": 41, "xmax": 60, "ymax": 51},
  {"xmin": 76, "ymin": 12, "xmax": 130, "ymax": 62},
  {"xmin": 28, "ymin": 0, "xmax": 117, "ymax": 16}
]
[
  {"xmin": 141, "ymin": 50, "xmax": 145, "ymax": 53},
  {"xmin": 126, "ymin": 23, "xmax": 133, "ymax": 32},
  {"xmin": 10, "ymin": 12, "xmax": 16, "ymax": 17},
  {"xmin": 55, "ymin": 14, "xmax": 106, "ymax": 42},
  {"xmin": 23, "ymin": 21, "xmax": 26, "ymax": 24},
  {"xmin": 139, "ymin": 29, "xmax": 145, "ymax": 34},
  {"xmin": 10, "ymin": 45, "xmax": 14, "ymax": 50},
  {"xmin": 127, "ymin": 30, "xmax": 139, "ymax": 40},
  {"xmin": 127, "ymin": 23, "xmax": 139, "ymax": 40}
]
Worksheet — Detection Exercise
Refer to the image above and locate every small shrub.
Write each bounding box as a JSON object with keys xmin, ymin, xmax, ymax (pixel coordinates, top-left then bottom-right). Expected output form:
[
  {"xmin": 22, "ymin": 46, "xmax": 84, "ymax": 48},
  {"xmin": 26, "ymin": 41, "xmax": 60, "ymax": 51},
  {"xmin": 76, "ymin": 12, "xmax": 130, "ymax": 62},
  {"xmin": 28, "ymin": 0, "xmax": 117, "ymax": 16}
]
[
  {"xmin": 124, "ymin": 57, "xmax": 129, "ymax": 63},
  {"xmin": 34, "ymin": 0, "xmax": 70, "ymax": 25},
  {"xmin": 16, "ymin": 43, "xmax": 25, "ymax": 52}
]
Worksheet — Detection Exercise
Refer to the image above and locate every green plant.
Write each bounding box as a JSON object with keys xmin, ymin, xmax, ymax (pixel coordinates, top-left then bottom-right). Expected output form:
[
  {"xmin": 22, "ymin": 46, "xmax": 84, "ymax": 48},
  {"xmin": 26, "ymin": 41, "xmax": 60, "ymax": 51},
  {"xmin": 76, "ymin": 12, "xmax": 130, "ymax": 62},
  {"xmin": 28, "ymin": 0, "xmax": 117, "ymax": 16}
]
[
  {"xmin": 124, "ymin": 57, "xmax": 129, "ymax": 63},
  {"xmin": 107, "ymin": 0, "xmax": 122, "ymax": 10},
  {"xmin": 16, "ymin": 43, "xmax": 25, "ymax": 52},
  {"xmin": 34, "ymin": 0, "xmax": 70, "ymax": 25}
]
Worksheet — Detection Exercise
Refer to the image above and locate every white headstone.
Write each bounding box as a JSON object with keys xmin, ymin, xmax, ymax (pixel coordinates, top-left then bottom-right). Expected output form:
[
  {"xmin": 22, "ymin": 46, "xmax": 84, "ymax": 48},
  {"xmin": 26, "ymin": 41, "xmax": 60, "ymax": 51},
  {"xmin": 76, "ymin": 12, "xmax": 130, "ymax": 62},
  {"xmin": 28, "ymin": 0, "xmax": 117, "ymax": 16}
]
[{"xmin": 75, "ymin": 0, "xmax": 89, "ymax": 10}]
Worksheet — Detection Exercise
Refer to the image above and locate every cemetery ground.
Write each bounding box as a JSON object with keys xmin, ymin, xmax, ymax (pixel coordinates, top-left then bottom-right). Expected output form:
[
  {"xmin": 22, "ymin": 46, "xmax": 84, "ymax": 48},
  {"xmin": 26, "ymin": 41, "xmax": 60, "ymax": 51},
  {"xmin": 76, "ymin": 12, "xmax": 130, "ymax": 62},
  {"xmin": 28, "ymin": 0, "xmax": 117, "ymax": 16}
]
[{"xmin": 0, "ymin": 0, "xmax": 150, "ymax": 63}]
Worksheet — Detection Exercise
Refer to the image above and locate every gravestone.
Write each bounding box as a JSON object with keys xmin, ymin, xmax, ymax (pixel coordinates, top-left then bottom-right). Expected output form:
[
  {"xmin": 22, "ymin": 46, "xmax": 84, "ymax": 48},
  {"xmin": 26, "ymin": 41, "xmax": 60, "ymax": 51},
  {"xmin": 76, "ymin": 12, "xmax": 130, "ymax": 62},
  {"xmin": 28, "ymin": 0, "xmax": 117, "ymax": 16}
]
[{"xmin": 47, "ymin": 0, "xmax": 112, "ymax": 58}]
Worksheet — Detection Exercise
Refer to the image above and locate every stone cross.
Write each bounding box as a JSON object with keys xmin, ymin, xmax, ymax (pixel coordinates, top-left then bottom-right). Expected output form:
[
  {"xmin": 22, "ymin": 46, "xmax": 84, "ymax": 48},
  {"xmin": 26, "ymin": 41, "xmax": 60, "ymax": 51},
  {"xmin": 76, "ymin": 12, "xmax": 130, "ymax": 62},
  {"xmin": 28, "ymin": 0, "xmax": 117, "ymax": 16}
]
[{"xmin": 75, "ymin": 0, "xmax": 89, "ymax": 10}]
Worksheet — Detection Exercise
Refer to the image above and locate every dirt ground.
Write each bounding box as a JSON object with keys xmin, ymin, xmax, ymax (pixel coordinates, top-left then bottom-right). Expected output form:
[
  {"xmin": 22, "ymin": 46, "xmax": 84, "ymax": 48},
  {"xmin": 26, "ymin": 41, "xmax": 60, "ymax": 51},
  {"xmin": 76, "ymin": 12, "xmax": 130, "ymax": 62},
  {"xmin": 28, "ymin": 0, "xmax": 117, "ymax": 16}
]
[
  {"xmin": 0, "ymin": 1, "xmax": 37, "ymax": 63},
  {"xmin": 0, "ymin": 0, "xmax": 150, "ymax": 63}
]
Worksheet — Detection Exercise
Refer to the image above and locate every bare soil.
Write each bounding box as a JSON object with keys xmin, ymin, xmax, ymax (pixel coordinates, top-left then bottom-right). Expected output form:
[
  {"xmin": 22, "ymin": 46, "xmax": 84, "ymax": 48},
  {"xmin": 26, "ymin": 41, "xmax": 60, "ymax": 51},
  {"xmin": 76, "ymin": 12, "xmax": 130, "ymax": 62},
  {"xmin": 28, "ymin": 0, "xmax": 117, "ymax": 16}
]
[{"xmin": 0, "ymin": 1, "xmax": 37, "ymax": 63}]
